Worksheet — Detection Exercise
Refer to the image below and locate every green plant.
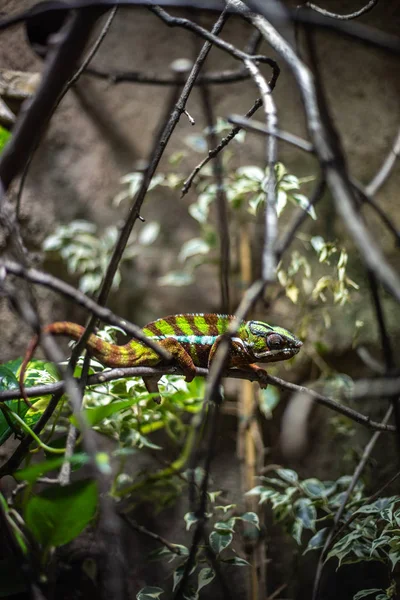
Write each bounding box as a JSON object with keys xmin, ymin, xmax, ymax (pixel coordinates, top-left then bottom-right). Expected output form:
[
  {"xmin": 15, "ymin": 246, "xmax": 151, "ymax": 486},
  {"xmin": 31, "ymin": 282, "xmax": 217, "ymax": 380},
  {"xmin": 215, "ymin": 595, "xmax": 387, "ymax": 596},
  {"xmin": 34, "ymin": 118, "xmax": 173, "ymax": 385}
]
[
  {"xmin": 137, "ymin": 489, "xmax": 259, "ymax": 600},
  {"xmin": 247, "ymin": 468, "xmax": 400, "ymax": 600},
  {"xmin": 43, "ymin": 219, "xmax": 159, "ymax": 294}
]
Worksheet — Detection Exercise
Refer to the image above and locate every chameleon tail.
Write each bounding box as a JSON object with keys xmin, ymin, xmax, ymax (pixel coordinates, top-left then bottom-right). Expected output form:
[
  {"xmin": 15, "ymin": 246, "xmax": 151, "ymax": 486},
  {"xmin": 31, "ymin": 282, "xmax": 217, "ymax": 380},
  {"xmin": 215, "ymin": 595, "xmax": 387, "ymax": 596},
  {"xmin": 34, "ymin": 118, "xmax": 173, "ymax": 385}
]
[
  {"xmin": 19, "ymin": 323, "xmax": 87, "ymax": 409},
  {"xmin": 19, "ymin": 321, "xmax": 157, "ymax": 407}
]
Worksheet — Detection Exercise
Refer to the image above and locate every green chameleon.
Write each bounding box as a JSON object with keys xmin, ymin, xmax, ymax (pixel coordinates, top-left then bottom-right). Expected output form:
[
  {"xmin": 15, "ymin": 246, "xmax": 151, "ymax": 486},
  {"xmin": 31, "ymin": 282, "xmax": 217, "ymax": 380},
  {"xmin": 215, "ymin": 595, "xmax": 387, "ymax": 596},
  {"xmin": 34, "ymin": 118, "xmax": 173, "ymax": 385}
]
[{"xmin": 19, "ymin": 313, "xmax": 302, "ymax": 402}]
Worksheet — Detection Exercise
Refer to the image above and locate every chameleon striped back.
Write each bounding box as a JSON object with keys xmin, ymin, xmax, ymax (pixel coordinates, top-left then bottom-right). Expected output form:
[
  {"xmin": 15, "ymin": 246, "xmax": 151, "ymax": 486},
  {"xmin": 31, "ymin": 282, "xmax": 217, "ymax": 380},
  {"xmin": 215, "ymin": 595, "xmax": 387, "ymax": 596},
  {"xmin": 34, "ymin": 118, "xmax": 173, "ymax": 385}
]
[
  {"xmin": 143, "ymin": 314, "xmax": 238, "ymax": 338},
  {"xmin": 142, "ymin": 314, "xmax": 245, "ymax": 368}
]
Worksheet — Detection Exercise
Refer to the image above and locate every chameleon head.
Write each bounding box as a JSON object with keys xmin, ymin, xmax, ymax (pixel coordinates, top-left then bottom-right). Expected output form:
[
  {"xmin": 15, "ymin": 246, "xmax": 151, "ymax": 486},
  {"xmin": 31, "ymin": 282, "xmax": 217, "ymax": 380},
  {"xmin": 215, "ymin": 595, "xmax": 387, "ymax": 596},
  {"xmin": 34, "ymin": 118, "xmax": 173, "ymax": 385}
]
[{"xmin": 245, "ymin": 320, "xmax": 303, "ymax": 363}]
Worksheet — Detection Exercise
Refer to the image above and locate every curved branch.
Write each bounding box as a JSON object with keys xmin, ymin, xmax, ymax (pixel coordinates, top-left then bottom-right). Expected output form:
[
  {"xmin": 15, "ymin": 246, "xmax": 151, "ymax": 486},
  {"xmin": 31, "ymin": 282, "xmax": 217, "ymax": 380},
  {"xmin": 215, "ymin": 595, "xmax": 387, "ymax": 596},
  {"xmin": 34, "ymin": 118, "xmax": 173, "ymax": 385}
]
[
  {"xmin": 303, "ymin": 0, "xmax": 378, "ymax": 21},
  {"xmin": 0, "ymin": 365, "xmax": 395, "ymax": 432}
]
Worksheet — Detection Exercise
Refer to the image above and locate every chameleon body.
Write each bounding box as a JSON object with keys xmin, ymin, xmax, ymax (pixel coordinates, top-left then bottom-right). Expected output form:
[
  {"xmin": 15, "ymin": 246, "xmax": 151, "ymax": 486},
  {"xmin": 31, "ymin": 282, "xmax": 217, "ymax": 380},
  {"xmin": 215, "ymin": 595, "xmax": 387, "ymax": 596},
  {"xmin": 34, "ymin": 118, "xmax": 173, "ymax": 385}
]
[{"xmin": 19, "ymin": 314, "xmax": 302, "ymax": 402}]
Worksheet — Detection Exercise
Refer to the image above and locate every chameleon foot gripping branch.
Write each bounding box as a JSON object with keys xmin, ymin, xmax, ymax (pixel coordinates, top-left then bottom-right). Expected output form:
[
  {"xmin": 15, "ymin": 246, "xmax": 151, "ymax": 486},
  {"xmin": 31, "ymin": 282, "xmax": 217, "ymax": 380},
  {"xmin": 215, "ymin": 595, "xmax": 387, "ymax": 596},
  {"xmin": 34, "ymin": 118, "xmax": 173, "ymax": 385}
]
[{"xmin": 19, "ymin": 313, "xmax": 302, "ymax": 404}]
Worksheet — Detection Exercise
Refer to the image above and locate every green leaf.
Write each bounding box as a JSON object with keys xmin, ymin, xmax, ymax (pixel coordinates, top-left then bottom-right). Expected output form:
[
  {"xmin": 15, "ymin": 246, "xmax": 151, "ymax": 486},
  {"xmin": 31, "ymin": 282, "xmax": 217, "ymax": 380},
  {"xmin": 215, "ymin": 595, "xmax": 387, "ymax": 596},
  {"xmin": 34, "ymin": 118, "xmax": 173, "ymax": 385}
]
[
  {"xmin": 136, "ymin": 587, "xmax": 164, "ymax": 600},
  {"xmin": 0, "ymin": 127, "xmax": 11, "ymax": 153},
  {"xmin": 304, "ymin": 528, "xmax": 329, "ymax": 553},
  {"xmin": 184, "ymin": 512, "xmax": 198, "ymax": 531},
  {"xmin": 294, "ymin": 498, "xmax": 316, "ymax": 531},
  {"xmin": 301, "ymin": 479, "xmax": 330, "ymax": 499},
  {"xmin": 25, "ymin": 479, "xmax": 98, "ymax": 550},
  {"xmin": 214, "ymin": 519, "xmax": 236, "ymax": 534},
  {"xmin": 357, "ymin": 497, "xmax": 397, "ymax": 515},
  {"xmin": 353, "ymin": 589, "xmax": 383, "ymax": 600},
  {"xmin": 291, "ymin": 193, "xmax": 316, "ymax": 219},
  {"xmin": 197, "ymin": 567, "xmax": 215, "ymax": 592},
  {"xmin": 179, "ymin": 238, "xmax": 210, "ymax": 263},
  {"xmin": 138, "ymin": 222, "xmax": 160, "ymax": 246},
  {"xmin": 276, "ymin": 189, "xmax": 287, "ymax": 216},
  {"xmin": 276, "ymin": 468, "xmax": 298, "ymax": 485},
  {"xmin": 70, "ymin": 399, "xmax": 139, "ymax": 428},
  {"xmin": 0, "ymin": 366, "xmax": 19, "ymax": 390},
  {"xmin": 173, "ymin": 564, "xmax": 190, "ymax": 592},
  {"xmin": 246, "ymin": 485, "xmax": 266, "ymax": 497},
  {"xmin": 292, "ymin": 520, "xmax": 303, "ymax": 545},
  {"xmin": 221, "ymin": 557, "xmax": 250, "ymax": 567},
  {"xmin": 239, "ymin": 512, "xmax": 260, "ymax": 530},
  {"xmin": 259, "ymin": 387, "xmax": 280, "ymax": 419},
  {"xmin": 158, "ymin": 271, "xmax": 194, "ymax": 287},
  {"xmin": 209, "ymin": 531, "xmax": 233, "ymax": 555},
  {"xmin": 15, "ymin": 454, "xmax": 88, "ymax": 483}
]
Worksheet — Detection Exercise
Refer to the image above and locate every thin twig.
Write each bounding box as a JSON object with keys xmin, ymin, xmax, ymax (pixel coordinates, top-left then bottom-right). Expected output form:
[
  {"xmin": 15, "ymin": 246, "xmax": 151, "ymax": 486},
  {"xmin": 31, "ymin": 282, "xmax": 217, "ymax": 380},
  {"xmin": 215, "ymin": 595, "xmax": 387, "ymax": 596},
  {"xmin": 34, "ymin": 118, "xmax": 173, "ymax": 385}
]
[
  {"xmin": 303, "ymin": 0, "xmax": 378, "ymax": 21},
  {"xmin": 0, "ymin": 259, "xmax": 170, "ymax": 359},
  {"xmin": 227, "ymin": 114, "xmax": 314, "ymax": 153},
  {"xmin": 86, "ymin": 64, "xmax": 253, "ymax": 85},
  {"xmin": 119, "ymin": 513, "xmax": 182, "ymax": 554},
  {"xmin": 0, "ymin": 365, "xmax": 394, "ymax": 432},
  {"xmin": 244, "ymin": 58, "xmax": 278, "ymax": 282},
  {"xmin": 366, "ymin": 126, "xmax": 400, "ymax": 197}
]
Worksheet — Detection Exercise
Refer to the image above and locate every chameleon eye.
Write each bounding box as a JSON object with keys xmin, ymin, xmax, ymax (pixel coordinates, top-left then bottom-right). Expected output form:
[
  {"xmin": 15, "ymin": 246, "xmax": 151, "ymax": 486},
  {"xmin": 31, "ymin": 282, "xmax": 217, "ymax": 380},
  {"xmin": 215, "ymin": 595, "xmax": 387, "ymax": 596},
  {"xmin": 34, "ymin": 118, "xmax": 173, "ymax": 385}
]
[{"xmin": 267, "ymin": 333, "xmax": 284, "ymax": 349}]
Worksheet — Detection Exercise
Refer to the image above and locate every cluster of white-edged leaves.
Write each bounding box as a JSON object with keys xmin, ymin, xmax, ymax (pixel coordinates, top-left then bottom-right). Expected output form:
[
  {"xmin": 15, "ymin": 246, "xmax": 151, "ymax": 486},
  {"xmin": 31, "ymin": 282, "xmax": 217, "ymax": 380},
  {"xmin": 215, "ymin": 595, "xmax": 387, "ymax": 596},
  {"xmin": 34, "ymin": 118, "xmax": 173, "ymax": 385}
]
[
  {"xmin": 277, "ymin": 236, "xmax": 359, "ymax": 318},
  {"xmin": 137, "ymin": 489, "xmax": 259, "ymax": 600},
  {"xmin": 43, "ymin": 218, "xmax": 159, "ymax": 294},
  {"xmin": 157, "ymin": 161, "xmax": 314, "ymax": 288},
  {"xmin": 247, "ymin": 468, "xmax": 400, "ymax": 600},
  {"xmin": 247, "ymin": 468, "xmax": 366, "ymax": 546}
]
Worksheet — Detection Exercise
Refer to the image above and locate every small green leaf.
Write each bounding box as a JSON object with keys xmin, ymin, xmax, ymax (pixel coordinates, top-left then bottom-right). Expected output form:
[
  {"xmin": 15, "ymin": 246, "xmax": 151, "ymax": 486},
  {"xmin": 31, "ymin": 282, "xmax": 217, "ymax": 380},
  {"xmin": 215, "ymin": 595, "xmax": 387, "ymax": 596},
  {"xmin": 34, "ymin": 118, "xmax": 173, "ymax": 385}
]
[
  {"xmin": 209, "ymin": 531, "xmax": 233, "ymax": 555},
  {"xmin": 25, "ymin": 479, "xmax": 98, "ymax": 550},
  {"xmin": 356, "ymin": 497, "xmax": 397, "ymax": 515},
  {"xmin": 304, "ymin": 528, "xmax": 329, "ymax": 553},
  {"xmin": 214, "ymin": 519, "xmax": 235, "ymax": 534},
  {"xmin": 158, "ymin": 271, "xmax": 194, "ymax": 287},
  {"xmin": 179, "ymin": 238, "xmax": 210, "ymax": 263},
  {"xmin": 197, "ymin": 567, "xmax": 215, "ymax": 592},
  {"xmin": 259, "ymin": 387, "xmax": 280, "ymax": 418},
  {"xmin": 292, "ymin": 520, "xmax": 303, "ymax": 545},
  {"xmin": 221, "ymin": 557, "xmax": 250, "ymax": 567},
  {"xmin": 184, "ymin": 512, "xmax": 198, "ymax": 531},
  {"xmin": 291, "ymin": 193, "xmax": 316, "ymax": 219},
  {"xmin": 70, "ymin": 399, "xmax": 138, "ymax": 428},
  {"xmin": 136, "ymin": 587, "xmax": 164, "ymax": 600},
  {"xmin": 294, "ymin": 498, "xmax": 316, "ymax": 531},
  {"xmin": 245, "ymin": 485, "xmax": 266, "ymax": 497},
  {"xmin": 239, "ymin": 512, "xmax": 260, "ymax": 530},
  {"xmin": 276, "ymin": 468, "xmax": 298, "ymax": 485},
  {"xmin": 0, "ymin": 366, "xmax": 19, "ymax": 390},
  {"xmin": 15, "ymin": 454, "xmax": 88, "ymax": 483},
  {"xmin": 0, "ymin": 127, "xmax": 11, "ymax": 153},
  {"xmin": 173, "ymin": 565, "xmax": 187, "ymax": 592},
  {"xmin": 301, "ymin": 479, "xmax": 329, "ymax": 499},
  {"xmin": 138, "ymin": 222, "xmax": 160, "ymax": 246}
]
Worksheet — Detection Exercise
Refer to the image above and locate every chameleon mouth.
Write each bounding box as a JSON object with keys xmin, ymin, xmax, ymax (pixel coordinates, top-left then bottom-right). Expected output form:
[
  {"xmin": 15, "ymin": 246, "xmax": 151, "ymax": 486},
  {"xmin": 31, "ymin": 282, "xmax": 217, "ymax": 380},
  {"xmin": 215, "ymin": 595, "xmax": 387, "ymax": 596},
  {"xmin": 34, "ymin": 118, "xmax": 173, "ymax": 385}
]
[{"xmin": 254, "ymin": 345, "xmax": 302, "ymax": 360}]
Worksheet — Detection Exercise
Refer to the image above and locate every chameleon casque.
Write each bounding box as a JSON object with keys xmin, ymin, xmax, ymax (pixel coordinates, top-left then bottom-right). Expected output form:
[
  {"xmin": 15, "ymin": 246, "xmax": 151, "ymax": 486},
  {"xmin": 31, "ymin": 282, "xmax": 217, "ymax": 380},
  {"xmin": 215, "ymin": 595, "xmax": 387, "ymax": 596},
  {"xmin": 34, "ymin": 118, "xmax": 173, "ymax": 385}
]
[{"xmin": 19, "ymin": 314, "xmax": 302, "ymax": 403}]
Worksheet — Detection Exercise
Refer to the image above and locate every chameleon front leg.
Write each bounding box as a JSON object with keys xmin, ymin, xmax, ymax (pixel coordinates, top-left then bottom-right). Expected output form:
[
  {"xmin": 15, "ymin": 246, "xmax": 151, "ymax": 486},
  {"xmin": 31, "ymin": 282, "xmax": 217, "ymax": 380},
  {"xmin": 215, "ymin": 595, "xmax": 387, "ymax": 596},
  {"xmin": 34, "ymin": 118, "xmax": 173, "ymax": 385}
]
[
  {"xmin": 234, "ymin": 364, "xmax": 269, "ymax": 389},
  {"xmin": 144, "ymin": 337, "xmax": 197, "ymax": 403}
]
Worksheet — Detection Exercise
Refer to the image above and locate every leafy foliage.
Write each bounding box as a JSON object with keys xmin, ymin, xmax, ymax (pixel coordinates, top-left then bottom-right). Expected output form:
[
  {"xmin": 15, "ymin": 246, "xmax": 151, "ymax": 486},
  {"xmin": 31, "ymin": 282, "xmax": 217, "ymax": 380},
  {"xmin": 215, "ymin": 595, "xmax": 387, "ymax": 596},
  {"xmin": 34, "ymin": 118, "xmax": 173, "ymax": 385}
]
[
  {"xmin": 277, "ymin": 237, "xmax": 359, "ymax": 310},
  {"xmin": 138, "ymin": 493, "xmax": 258, "ymax": 598},
  {"xmin": 247, "ymin": 468, "xmax": 400, "ymax": 598},
  {"xmin": 43, "ymin": 219, "xmax": 159, "ymax": 294}
]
